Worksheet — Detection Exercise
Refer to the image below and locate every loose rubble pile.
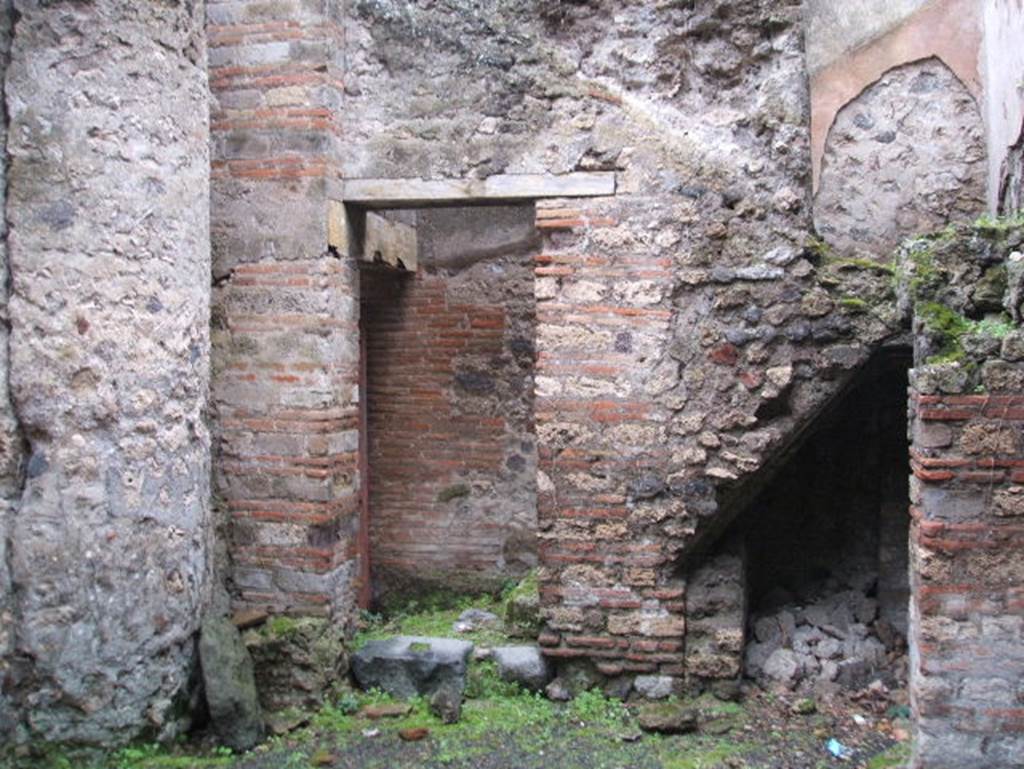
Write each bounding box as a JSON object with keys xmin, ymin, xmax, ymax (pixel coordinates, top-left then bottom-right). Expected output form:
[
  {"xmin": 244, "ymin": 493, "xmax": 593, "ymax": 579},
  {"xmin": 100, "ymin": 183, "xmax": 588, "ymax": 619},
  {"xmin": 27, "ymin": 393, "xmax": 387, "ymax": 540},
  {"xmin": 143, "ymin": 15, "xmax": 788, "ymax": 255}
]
[{"xmin": 745, "ymin": 586, "xmax": 907, "ymax": 694}]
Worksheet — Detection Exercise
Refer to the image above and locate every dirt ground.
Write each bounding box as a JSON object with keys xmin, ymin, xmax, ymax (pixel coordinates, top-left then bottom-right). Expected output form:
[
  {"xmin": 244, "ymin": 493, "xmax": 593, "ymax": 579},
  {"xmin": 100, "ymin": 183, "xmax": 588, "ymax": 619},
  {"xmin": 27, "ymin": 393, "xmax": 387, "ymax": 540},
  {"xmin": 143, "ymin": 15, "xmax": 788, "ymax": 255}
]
[{"xmin": 11, "ymin": 683, "xmax": 911, "ymax": 769}]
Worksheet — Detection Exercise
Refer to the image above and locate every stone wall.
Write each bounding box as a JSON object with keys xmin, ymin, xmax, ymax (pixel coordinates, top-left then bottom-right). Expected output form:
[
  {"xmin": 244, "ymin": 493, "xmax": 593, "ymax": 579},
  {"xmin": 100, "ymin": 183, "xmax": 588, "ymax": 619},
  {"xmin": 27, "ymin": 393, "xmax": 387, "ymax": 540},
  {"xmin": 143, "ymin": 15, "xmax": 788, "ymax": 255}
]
[
  {"xmin": 207, "ymin": 0, "xmax": 361, "ymax": 622},
  {"xmin": 338, "ymin": 0, "xmax": 908, "ymax": 683},
  {"xmin": 902, "ymin": 222, "xmax": 1024, "ymax": 768},
  {"xmin": 361, "ymin": 205, "xmax": 537, "ymax": 600},
  {"xmin": 0, "ymin": 0, "xmax": 22, "ymax": 742},
  {"xmin": 814, "ymin": 58, "xmax": 987, "ymax": 258},
  {"xmin": 2, "ymin": 0, "xmax": 210, "ymax": 745}
]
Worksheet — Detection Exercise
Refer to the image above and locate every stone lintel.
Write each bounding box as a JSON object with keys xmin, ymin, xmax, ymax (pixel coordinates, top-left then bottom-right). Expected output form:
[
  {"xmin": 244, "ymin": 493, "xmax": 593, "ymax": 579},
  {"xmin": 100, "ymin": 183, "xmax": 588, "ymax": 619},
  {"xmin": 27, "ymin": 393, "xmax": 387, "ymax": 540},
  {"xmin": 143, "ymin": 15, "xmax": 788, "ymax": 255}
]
[{"xmin": 337, "ymin": 172, "xmax": 616, "ymax": 207}]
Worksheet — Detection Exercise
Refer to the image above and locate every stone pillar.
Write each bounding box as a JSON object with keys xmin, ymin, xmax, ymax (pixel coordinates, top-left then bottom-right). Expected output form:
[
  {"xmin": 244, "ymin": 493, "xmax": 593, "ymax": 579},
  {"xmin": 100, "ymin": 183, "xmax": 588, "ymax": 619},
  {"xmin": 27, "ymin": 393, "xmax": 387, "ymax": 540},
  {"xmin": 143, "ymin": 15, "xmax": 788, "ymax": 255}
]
[
  {"xmin": 207, "ymin": 1, "xmax": 358, "ymax": 622},
  {"xmin": 3, "ymin": 0, "xmax": 210, "ymax": 744}
]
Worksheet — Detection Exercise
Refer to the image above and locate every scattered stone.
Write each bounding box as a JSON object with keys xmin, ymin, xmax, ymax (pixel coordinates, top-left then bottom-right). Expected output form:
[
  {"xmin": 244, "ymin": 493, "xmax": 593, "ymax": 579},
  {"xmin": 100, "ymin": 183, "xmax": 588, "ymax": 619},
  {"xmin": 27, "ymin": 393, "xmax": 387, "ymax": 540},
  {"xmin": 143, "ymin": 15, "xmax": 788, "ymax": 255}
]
[
  {"xmin": 711, "ymin": 679, "xmax": 743, "ymax": 703},
  {"xmin": 399, "ymin": 727, "xmax": 430, "ymax": 742},
  {"xmin": 492, "ymin": 646, "xmax": 553, "ymax": 691},
  {"xmin": 352, "ymin": 636, "xmax": 473, "ymax": 701},
  {"xmin": 701, "ymin": 717, "xmax": 736, "ymax": 736},
  {"xmin": 633, "ymin": 675, "xmax": 674, "ymax": 700},
  {"xmin": 504, "ymin": 573, "xmax": 541, "ymax": 637},
  {"xmin": 754, "ymin": 616, "xmax": 781, "ymax": 643},
  {"xmin": 545, "ymin": 678, "xmax": 572, "ymax": 702},
  {"xmin": 231, "ymin": 609, "xmax": 269, "ymax": 630},
  {"xmin": 637, "ymin": 702, "xmax": 699, "ymax": 734},
  {"xmin": 429, "ymin": 686, "xmax": 462, "ymax": 724},
  {"xmin": 746, "ymin": 585, "xmax": 906, "ymax": 695},
  {"xmin": 604, "ymin": 675, "xmax": 634, "ymax": 701},
  {"xmin": 791, "ymin": 697, "xmax": 816, "ymax": 715},
  {"xmin": 359, "ymin": 702, "xmax": 413, "ymax": 719},
  {"xmin": 453, "ymin": 608, "xmax": 500, "ymax": 634},
  {"xmin": 199, "ymin": 611, "xmax": 264, "ymax": 752},
  {"xmin": 265, "ymin": 710, "xmax": 310, "ymax": 736},
  {"xmin": 762, "ymin": 648, "xmax": 801, "ymax": 689}
]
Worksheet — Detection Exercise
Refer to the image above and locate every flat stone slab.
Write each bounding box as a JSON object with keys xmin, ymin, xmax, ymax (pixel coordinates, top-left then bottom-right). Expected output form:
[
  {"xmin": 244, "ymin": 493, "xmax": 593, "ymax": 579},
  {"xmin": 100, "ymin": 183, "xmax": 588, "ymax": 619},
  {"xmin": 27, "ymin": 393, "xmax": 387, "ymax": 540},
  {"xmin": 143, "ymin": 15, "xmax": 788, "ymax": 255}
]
[
  {"xmin": 352, "ymin": 636, "xmax": 474, "ymax": 700},
  {"xmin": 492, "ymin": 645, "xmax": 553, "ymax": 691},
  {"xmin": 637, "ymin": 702, "xmax": 699, "ymax": 735}
]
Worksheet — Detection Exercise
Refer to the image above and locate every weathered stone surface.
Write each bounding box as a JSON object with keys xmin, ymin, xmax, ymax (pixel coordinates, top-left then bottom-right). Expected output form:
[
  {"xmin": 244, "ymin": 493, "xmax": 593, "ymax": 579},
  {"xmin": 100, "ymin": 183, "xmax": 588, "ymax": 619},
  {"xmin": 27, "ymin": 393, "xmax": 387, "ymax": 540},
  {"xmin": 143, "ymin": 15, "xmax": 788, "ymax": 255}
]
[
  {"xmin": 199, "ymin": 613, "xmax": 264, "ymax": 752},
  {"xmin": 504, "ymin": 575, "xmax": 541, "ymax": 638},
  {"xmin": 545, "ymin": 678, "xmax": 572, "ymax": 702},
  {"xmin": 637, "ymin": 703, "xmax": 699, "ymax": 735},
  {"xmin": 453, "ymin": 608, "xmax": 501, "ymax": 634},
  {"xmin": 2, "ymin": 0, "xmax": 210, "ymax": 745},
  {"xmin": 815, "ymin": 59, "xmax": 987, "ymax": 258},
  {"xmin": 492, "ymin": 646, "xmax": 553, "ymax": 692},
  {"xmin": 244, "ymin": 618, "xmax": 348, "ymax": 714},
  {"xmin": 762, "ymin": 649, "xmax": 802, "ymax": 689},
  {"xmin": 0, "ymin": 0, "xmax": 22, "ymax": 743},
  {"xmin": 633, "ymin": 675, "xmax": 675, "ymax": 700},
  {"xmin": 429, "ymin": 686, "xmax": 462, "ymax": 724},
  {"xmin": 352, "ymin": 637, "xmax": 473, "ymax": 702}
]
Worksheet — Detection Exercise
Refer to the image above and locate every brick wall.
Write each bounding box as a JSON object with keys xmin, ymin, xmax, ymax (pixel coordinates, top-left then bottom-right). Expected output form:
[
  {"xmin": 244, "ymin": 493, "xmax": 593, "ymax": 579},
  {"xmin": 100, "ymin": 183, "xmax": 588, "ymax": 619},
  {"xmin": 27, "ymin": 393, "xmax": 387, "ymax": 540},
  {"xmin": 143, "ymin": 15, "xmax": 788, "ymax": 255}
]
[
  {"xmin": 534, "ymin": 197, "xmax": 684, "ymax": 679},
  {"xmin": 909, "ymin": 391, "xmax": 1024, "ymax": 768},
  {"xmin": 360, "ymin": 206, "xmax": 537, "ymax": 599},
  {"xmin": 212, "ymin": 257, "xmax": 359, "ymax": 618},
  {"xmin": 208, "ymin": 0, "xmax": 360, "ymax": 621},
  {"xmin": 902, "ymin": 223, "xmax": 1024, "ymax": 768}
]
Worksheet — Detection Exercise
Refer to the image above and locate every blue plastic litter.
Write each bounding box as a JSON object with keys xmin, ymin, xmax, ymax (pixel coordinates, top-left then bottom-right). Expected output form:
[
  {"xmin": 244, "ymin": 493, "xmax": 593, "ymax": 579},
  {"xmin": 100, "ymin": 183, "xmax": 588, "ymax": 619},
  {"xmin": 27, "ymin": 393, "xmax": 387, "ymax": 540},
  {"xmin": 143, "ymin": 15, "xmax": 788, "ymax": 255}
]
[{"xmin": 826, "ymin": 738, "xmax": 853, "ymax": 759}]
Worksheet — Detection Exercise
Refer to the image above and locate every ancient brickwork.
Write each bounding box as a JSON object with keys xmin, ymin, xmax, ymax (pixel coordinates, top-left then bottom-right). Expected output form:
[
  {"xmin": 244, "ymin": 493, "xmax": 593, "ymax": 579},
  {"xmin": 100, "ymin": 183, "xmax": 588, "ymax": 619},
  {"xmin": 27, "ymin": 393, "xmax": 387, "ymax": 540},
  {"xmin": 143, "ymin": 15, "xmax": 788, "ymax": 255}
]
[
  {"xmin": 533, "ymin": 195, "xmax": 683, "ymax": 678},
  {"xmin": 2, "ymin": 0, "xmax": 210, "ymax": 744},
  {"xmin": 909, "ymin": 390, "xmax": 1024, "ymax": 767},
  {"xmin": 207, "ymin": 0, "xmax": 360, "ymax": 621},
  {"xmin": 207, "ymin": 0, "xmax": 343, "ymax": 276},
  {"xmin": 362, "ymin": 207, "xmax": 537, "ymax": 599},
  {"xmin": 212, "ymin": 257, "xmax": 359, "ymax": 619},
  {"xmin": 903, "ymin": 224, "xmax": 1024, "ymax": 768}
]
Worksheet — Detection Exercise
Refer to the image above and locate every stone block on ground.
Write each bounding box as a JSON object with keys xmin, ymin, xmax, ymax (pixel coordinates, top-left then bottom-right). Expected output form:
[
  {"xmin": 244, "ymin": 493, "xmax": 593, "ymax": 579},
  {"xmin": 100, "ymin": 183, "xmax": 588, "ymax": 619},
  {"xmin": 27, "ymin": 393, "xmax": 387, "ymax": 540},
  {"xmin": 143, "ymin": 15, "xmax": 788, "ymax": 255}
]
[
  {"xmin": 633, "ymin": 675, "xmax": 674, "ymax": 700},
  {"xmin": 199, "ymin": 612, "xmax": 264, "ymax": 751},
  {"xmin": 637, "ymin": 702, "xmax": 699, "ymax": 734},
  {"xmin": 352, "ymin": 636, "xmax": 473, "ymax": 704},
  {"xmin": 492, "ymin": 645, "xmax": 553, "ymax": 691},
  {"xmin": 762, "ymin": 648, "xmax": 801, "ymax": 689}
]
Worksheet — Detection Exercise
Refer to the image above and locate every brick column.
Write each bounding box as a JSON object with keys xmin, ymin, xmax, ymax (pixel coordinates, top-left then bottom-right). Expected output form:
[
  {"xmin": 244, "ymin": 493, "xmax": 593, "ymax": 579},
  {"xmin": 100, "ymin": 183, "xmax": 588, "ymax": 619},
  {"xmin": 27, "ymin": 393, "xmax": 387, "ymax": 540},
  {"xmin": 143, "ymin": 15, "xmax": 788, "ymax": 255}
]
[
  {"xmin": 909, "ymin": 390, "xmax": 1024, "ymax": 767},
  {"xmin": 207, "ymin": 2, "xmax": 359, "ymax": 622},
  {"xmin": 533, "ymin": 197, "xmax": 685, "ymax": 681}
]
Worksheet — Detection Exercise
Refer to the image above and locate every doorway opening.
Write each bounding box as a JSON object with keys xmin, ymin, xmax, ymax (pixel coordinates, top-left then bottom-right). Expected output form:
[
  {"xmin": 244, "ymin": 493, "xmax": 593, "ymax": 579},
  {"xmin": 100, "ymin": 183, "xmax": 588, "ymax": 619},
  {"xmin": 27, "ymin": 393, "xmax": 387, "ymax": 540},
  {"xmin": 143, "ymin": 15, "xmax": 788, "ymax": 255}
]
[
  {"xmin": 740, "ymin": 347, "xmax": 912, "ymax": 693},
  {"xmin": 356, "ymin": 203, "xmax": 540, "ymax": 607}
]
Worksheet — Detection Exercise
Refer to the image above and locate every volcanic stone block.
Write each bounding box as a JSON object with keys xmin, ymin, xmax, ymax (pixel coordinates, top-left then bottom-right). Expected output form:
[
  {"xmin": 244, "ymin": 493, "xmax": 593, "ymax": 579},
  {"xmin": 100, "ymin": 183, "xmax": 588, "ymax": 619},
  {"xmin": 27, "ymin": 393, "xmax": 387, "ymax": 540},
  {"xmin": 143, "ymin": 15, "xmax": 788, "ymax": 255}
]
[
  {"xmin": 352, "ymin": 637, "xmax": 473, "ymax": 701},
  {"xmin": 199, "ymin": 614, "xmax": 264, "ymax": 752}
]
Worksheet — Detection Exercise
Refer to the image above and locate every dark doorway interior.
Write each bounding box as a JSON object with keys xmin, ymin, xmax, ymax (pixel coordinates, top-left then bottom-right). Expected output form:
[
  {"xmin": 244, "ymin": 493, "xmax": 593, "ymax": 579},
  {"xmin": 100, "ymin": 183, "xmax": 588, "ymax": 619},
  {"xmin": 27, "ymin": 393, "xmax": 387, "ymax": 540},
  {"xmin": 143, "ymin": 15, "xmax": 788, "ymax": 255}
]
[{"xmin": 739, "ymin": 348, "xmax": 912, "ymax": 691}]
